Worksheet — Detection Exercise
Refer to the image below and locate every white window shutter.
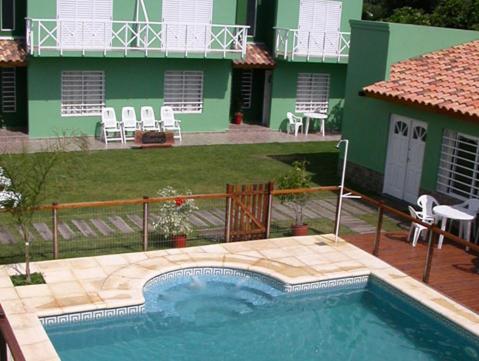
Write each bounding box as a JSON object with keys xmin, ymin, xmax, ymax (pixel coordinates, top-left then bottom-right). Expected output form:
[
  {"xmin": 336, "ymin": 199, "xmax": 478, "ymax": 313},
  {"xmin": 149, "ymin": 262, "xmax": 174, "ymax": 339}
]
[
  {"xmin": 61, "ymin": 71, "xmax": 105, "ymax": 116},
  {"xmin": 164, "ymin": 71, "xmax": 204, "ymax": 113},
  {"xmin": 295, "ymin": 73, "xmax": 330, "ymax": 113}
]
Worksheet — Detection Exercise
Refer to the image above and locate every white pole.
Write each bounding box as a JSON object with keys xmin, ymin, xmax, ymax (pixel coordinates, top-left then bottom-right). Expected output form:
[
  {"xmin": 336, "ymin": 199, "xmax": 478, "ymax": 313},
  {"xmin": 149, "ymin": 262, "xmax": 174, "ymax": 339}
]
[{"xmin": 335, "ymin": 139, "xmax": 349, "ymax": 243}]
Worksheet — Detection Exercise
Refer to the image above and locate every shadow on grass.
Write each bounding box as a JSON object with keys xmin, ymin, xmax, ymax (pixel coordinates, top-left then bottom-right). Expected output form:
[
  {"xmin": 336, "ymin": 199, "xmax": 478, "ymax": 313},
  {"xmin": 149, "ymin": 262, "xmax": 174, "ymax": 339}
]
[{"xmin": 268, "ymin": 152, "xmax": 339, "ymax": 185}]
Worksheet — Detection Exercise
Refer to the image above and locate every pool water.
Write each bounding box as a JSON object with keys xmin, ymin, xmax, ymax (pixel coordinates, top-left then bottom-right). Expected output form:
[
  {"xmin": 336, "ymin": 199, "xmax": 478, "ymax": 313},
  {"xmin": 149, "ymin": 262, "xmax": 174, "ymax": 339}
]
[{"xmin": 45, "ymin": 271, "xmax": 479, "ymax": 361}]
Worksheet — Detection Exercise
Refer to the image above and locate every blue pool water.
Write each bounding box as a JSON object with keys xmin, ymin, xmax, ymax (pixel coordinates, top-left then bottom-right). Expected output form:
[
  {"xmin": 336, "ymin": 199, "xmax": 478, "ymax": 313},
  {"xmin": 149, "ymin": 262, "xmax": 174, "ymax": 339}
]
[{"xmin": 44, "ymin": 270, "xmax": 479, "ymax": 361}]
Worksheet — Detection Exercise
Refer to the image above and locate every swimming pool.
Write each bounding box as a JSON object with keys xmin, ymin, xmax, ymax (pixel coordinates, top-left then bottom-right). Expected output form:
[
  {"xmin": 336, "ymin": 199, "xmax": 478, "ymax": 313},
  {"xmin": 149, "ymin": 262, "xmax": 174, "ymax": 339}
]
[{"xmin": 44, "ymin": 268, "xmax": 479, "ymax": 361}]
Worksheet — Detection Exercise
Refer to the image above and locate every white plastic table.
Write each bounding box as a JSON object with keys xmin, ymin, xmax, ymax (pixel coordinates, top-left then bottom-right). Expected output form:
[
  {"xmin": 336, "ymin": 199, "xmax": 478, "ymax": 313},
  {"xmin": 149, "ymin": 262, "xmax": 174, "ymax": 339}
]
[
  {"xmin": 303, "ymin": 112, "xmax": 328, "ymax": 136},
  {"xmin": 433, "ymin": 205, "xmax": 476, "ymax": 249}
]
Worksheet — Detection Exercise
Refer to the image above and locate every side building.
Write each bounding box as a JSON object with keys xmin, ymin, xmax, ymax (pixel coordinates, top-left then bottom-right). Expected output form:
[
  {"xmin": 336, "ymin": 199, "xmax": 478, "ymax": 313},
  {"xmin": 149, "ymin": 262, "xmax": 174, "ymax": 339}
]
[{"xmin": 342, "ymin": 21, "xmax": 479, "ymax": 203}]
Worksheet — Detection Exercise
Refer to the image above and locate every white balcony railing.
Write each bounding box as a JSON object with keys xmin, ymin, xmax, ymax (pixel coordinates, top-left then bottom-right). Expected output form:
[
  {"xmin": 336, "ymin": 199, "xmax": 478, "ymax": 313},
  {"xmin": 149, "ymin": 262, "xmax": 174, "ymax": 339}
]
[
  {"xmin": 26, "ymin": 18, "xmax": 248, "ymax": 58},
  {"xmin": 274, "ymin": 28, "xmax": 350, "ymax": 62}
]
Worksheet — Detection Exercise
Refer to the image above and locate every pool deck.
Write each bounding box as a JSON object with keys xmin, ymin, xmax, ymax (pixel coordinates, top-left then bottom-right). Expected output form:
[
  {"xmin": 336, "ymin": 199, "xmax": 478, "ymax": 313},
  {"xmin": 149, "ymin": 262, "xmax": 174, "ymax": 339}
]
[{"xmin": 2, "ymin": 235, "xmax": 479, "ymax": 361}]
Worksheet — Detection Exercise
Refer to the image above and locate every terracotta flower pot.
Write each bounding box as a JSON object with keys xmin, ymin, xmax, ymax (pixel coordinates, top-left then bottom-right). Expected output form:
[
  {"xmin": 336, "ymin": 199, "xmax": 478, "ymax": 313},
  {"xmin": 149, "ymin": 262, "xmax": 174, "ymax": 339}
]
[
  {"xmin": 233, "ymin": 112, "xmax": 243, "ymax": 125},
  {"xmin": 173, "ymin": 234, "xmax": 187, "ymax": 248},
  {"xmin": 291, "ymin": 224, "xmax": 309, "ymax": 237}
]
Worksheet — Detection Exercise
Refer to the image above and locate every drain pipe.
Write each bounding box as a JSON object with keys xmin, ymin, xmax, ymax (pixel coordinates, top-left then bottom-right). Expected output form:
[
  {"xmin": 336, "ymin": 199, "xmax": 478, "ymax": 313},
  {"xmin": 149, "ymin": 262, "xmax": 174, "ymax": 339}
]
[{"xmin": 334, "ymin": 139, "xmax": 360, "ymax": 243}]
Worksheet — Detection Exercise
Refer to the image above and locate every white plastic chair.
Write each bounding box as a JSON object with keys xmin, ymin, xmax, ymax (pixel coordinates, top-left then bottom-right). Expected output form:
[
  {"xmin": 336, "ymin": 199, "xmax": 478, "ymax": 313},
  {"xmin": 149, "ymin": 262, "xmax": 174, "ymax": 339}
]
[
  {"xmin": 121, "ymin": 107, "xmax": 140, "ymax": 142},
  {"xmin": 160, "ymin": 106, "xmax": 182, "ymax": 141},
  {"xmin": 286, "ymin": 112, "xmax": 303, "ymax": 137},
  {"xmin": 417, "ymin": 195, "xmax": 439, "ymax": 224},
  {"xmin": 101, "ymin": 108, "xmax": 124, "ymax": 144},
  {"xmin": 457, "ymin": 199, "xmax": 479, "ymax": 243},
  {"xmin": 140, "ymin": 107, "xmax": 161, "ymax": 132},
  {"xmin": 408, "ymin": 206, "xmax": 428, "ymax": 247}
]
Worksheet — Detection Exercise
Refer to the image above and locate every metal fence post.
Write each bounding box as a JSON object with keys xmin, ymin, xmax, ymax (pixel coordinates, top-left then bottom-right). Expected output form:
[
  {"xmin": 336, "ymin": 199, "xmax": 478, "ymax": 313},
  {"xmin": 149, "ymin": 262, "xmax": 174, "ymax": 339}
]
[
  {"xmin": 143, "ymin": 197, "xmax": 149, "ymax": 252},
  {"xmin": 423, "ymin": 226, "xmax": 437, "ymax": 283},
  {"xmin": 52, "ymin": 202, "xmax": 59, "ymax": 259},
  {"xmin": 225, "ymin": 185, "xmax": 233, "ymax": 243},
  {"xmin": 265, "ymin": 182, "xmax": 274, "ymax": 239},
  {"xmin": 373, "ymin": 201, "xmax": 384, "ymax": 256},
  {"xmin": 333, "ymin": 189, "xmax": 341, "ymax": 234}
]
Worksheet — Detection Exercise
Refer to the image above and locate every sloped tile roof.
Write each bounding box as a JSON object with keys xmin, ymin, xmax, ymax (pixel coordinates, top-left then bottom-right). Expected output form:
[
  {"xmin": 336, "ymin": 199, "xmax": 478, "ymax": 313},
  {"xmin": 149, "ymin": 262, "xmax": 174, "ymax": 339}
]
[
  {"xmin": 0, "ymin": 39, "xmax": 27, "ymax": 66},
  {"xmin": 233, "ymin": 43, "xmax": 276, "ymax": 69},
  {"xmin": 363, "ymin": 40, "xmax": 479, "ymax": 121}
]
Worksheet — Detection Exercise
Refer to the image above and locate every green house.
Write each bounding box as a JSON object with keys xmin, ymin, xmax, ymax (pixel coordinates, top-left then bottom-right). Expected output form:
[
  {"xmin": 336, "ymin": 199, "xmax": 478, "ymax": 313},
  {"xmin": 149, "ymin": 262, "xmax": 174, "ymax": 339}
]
[
  {"xmin": 0, "ymin": 0, "xmax": 361, "ymax": 138},
  {"xmin": 342, "ymin": 21, "xmax": 479, "ymax": 203}
]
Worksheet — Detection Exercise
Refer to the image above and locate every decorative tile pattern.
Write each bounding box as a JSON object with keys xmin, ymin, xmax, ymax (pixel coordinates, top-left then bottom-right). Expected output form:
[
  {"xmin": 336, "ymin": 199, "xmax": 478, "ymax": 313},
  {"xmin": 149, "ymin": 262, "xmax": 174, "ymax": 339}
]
[
  {"xmin": 40, "ymin": 267, "xmax": 369, "ymax": 326},
  {"xmin": 40, "ymin": 305, "xmax": 144, "ymax": 326}
]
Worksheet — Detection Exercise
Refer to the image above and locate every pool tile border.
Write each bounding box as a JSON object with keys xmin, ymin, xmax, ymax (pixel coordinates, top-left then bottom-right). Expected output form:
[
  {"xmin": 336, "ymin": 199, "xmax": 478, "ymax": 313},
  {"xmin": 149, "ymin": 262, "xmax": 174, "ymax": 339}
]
[{"xmin": 41, "ymin": 268, "xmax": 369, "ymax": 326}]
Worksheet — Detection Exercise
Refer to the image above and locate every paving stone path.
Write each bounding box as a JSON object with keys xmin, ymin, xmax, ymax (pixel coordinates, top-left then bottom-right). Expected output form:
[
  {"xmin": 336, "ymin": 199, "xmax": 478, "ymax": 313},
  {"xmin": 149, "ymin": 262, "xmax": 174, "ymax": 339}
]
[{"xmin": 0, "ymin": 199, "xmax": 380, "ymax": 245}]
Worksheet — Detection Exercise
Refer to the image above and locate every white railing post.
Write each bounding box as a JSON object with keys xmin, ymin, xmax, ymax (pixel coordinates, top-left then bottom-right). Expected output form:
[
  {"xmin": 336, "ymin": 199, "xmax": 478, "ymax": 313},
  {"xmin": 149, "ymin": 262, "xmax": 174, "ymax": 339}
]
[
  {"xmin": 37, "ymin": 20, "xmax": 41, "ymax": 56},
  {"xmin": 185, "ymin": 24, "xmax": 189, "ymax": 57},
  {"xmin": 204, "ymin": 24, "xmax": 208, "ymax": 57},
  {"xmin": 223, "ymin": 26, "xmax": 227, "ymax": 58}
]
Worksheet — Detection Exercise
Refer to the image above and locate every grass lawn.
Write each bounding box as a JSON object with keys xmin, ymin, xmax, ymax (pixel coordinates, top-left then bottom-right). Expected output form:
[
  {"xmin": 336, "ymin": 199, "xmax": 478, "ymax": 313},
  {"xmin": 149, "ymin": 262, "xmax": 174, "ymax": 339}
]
[{"xmin": 30, "ymin": 142, "xmax": 339, "ymax": 204}]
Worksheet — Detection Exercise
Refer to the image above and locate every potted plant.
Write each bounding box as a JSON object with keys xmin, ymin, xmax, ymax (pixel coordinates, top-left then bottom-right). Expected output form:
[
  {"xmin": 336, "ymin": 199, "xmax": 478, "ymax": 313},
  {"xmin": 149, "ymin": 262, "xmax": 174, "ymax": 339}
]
[
  {"xmin": 277, "ymin": 161, "xmax": 312, "ymax": 236},
  {"xmin": 233, "ymin": 96, "xmax": 244, "ymax": 125},
  {"xmin": 154, "ymin": 186, "xmax": 198, "ymax": 248}
]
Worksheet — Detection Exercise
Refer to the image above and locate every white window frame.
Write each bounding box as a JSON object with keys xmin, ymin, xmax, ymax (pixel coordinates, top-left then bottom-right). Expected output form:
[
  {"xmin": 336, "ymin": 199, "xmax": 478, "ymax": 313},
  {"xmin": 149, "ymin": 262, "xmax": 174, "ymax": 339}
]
[
  {"xmin": 240, "ymin": 70, "xmax": 253, "ymax": 110},
  {"xmin": 61, "ymin": 71, "xmax": 105, "ymax": 117},
  {"xmin": 1, "ymin": 0, "xmax": 15, "ymax": 31},
  {"xmin": 295, "ymin": 73, "xmax": 330, "ymax": 113},
  {"xmin": 164, "ymin": 71, "xmax": 204, "ymax": 114},
  {"xmin": 437, "ymin": 129, "xmax": 479, "ymax": 200},
  {"xmin": 1, "ymin": 68, "xmax": 16, "ymax": 113}
]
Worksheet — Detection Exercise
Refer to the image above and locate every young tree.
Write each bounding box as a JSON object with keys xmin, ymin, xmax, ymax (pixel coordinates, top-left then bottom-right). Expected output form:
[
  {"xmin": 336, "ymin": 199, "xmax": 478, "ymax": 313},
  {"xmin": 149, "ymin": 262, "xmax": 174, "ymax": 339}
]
[{"xmin": 0, "ymin": 136, "xmax": 88, "ymax": 283}]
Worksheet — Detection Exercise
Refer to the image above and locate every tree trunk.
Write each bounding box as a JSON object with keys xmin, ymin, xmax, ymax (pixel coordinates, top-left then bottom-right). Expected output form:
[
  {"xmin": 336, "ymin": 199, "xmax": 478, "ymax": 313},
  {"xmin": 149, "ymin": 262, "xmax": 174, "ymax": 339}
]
[{"xmin": 22, "ymin": 224, "xmax": 31, "ymax": 284}]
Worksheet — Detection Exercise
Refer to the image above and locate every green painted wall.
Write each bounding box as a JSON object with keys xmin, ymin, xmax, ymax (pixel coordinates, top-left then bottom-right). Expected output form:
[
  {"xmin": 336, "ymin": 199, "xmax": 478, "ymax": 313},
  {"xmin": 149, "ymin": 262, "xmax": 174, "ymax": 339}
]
[
  {"xmin": 342, "ymin": 20, "xmax": 479, "ymax": 192},
  {"xmin": 269, "ymin": 61, "xmax": 347, "ymax": 131},
  {"xmin": 27, "ymin": 58, "xmax": 232, "ymax": 138},
  {"xmin": 0, "ymin": 0, "xmax": 25, "ymax": 37}
]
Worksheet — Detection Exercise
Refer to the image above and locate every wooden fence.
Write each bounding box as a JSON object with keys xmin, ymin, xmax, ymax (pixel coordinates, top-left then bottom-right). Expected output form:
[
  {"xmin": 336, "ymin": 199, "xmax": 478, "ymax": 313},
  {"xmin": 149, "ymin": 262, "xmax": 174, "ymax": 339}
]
[{"xmin": 0, "ymin": 304, "xmax": 25, "ymax": 361}]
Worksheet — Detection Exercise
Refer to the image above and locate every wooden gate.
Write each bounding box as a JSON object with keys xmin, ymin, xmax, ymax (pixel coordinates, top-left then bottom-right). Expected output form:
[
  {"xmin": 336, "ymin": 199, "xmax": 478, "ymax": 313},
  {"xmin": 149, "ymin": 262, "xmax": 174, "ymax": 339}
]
[{"xmin": 225, "ymin": 182, "xmax": 274, "ymax": 242}]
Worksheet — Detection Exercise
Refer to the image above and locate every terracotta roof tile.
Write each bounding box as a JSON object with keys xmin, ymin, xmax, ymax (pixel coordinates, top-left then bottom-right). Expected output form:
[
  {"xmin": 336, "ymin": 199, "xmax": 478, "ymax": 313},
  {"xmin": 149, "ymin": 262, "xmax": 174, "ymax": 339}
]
[
  {"xmin": 233, "ymin": 43, "xmax": 276, "ymax": 69},
  {"xmin": 0, "ymin": 39, "xmax": 27, "ymax": 66},
  {"xmin": 363, "ymin": 40, "xmax": 479, "ymax": 120}
]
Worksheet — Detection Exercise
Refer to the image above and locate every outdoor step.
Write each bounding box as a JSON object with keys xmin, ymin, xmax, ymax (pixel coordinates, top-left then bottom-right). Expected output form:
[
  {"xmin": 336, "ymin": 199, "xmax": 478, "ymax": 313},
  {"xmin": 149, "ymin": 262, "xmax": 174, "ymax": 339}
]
[
  {"xmin": 272, "ymin": 204, "xmax": 296, "ymax": 219},
  {"xmin": 304, "ymin": 204, "xmax": 335, "ymax": 220},
  {"xmin": 33, "ymin": 223, "xmax": 53, "ymax": 241},
  {"xmin": 109, "ymin": 216, "xmax": 135, "ymax": 234},
  {"xmin": 195, "ymin": 210, "xmax": 224, "ymax": 227},
  {"xmin": 210, "ymin": 209, "xmax": 226, "ymax": 222},
  {"xmin": 188, "ymin": 213, "xmax": 210, "ymax": 228},
  {"xmin": 0, "ymin": 226, "xmax": 16, "ymax": 244},
  {"xmin": 90, "ymin": 219, "xmax": 115, "ymax": 236},
  {"xmin": 127, "ymin": 214, "xmax": 143, "ymax": 229},
  {"xmin": 271, "ymin": 207, "xmax": 291, "ymax": 221},
  {"xmin": 58, "ymin": 222, "xmax": 75, "ymax": 240},
  {"xmin": 71, "ymin": 220, "xmax": 97, "ymax": 238}
]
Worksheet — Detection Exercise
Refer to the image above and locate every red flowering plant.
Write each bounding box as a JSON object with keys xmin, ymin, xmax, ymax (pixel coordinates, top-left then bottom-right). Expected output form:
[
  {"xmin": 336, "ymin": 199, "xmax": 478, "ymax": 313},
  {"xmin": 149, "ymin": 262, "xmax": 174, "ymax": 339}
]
[{"xmin": 154, "ymin": 187, "xmax": 198, "ymax": 238}]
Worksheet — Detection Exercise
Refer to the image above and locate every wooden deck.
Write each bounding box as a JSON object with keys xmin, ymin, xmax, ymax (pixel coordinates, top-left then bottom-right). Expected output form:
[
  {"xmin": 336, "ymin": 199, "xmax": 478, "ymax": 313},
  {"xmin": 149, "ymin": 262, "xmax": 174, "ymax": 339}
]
[{"xmin": 344, "ymin": 231, "xmax": 479, "ymax": 313}]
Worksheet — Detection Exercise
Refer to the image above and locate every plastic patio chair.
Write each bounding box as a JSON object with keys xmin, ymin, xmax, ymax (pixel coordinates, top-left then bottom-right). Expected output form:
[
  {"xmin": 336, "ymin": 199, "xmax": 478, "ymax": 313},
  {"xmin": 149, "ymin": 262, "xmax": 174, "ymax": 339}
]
[
  {"xmin": 160, "ymin": 106, "xmax": 182, "ymax": 141},
  {"xmin": 286, "ymin": 112, "xmax": 303, "ymax": 137},
  {"xmin": 408, "ymin": 206, "xmax": 428, "ymax": 247},
  {"xmin": 121, "ymin": 107, "xmax": 141, "ymax": 142},
  {"xmin": 140, "ymin": 107, "xmax": 161, "ymax": 132},
  {"xmin": 417, "ymin": 194, "xmax": 439, "ymax": 224},
  {"xmin": 457, "ymin": 199, "xmax": 479, "ymax": 243},
  {"xmin": 101, "ymin": 108, "xmax": 124, "ymax": 144}
]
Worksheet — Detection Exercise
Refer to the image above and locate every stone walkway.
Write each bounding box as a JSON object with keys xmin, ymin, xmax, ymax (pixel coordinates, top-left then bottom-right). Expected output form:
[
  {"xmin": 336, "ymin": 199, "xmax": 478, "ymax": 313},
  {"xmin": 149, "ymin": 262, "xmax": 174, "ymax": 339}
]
[
  {"xmin": 0, "ymin": 198, "xmax": 376, "ymax": 245},
  {"xmin": 0, "ymin": 124, "xmax": 340, "ymax": 154}
]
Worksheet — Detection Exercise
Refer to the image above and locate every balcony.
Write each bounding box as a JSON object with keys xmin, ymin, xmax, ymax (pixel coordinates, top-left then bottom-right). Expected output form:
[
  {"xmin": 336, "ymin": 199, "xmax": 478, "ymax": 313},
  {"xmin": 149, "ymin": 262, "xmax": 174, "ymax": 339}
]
[
  {"xmin": 274, "ymin": 28, "xmax": 350, "ymax": 63},
  {"xmin": 26, "ymin": 19, "xmax": 248, "ymax": 59}
]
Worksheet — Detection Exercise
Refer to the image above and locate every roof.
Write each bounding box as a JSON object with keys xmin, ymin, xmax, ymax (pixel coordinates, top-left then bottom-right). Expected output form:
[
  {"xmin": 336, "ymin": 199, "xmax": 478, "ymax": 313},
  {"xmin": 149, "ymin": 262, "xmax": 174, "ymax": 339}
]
[
  {"xmin": 363, "ymin": 40, "xmax": 479, "ymax": 121},
  {"xmin": 0, "ymin": 39, "xmax": 27, "ymax": 67},
  {"xmin": 233, "ymin": 43, "xmax": 276, "ymax": 69}
]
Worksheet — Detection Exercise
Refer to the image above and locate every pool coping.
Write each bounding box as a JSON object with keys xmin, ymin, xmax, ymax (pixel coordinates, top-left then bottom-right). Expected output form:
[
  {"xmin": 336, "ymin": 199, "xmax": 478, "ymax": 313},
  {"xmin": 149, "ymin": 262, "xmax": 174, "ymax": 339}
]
[{"xmin": 1, "ymin": 234, "xmax": 479, "ymax": 361}]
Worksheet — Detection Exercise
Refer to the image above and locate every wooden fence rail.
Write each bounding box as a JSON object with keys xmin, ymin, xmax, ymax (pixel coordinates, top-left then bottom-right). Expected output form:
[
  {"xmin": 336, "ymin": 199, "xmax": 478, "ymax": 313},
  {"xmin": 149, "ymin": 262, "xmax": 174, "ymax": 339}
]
[{"xmin": 0, "ymin": 304, "xmax": 26, "ymax": 361}]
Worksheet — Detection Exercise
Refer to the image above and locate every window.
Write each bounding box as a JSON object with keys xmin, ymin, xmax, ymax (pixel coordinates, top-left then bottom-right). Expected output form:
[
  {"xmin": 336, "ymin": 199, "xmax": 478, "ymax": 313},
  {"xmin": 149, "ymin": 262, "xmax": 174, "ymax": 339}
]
[
  {"xmin": 437, "ymin": 130, "xmax": 479, "ymax": 200},
  {"xmin": 164, "ymin": 71, "xmax": 204, "ymax": 113},
  {"xmin": 61, "ymin": 71, "xmax": 105, "ymax": 116},
  {"xmin": 1, "ymin": 0, "xmax": 14, "ymax": 31},
  {"xmin": 240, "ymin": 70, "xmax": 253, "ymax": 110},
  {"xmin": 295, "ymin": 73, "xmax": 330, "ymax": 113},
  {"xmin": 1, "ymin": 68, "xmax": 15, "ymax": 113},
  {"xmin": 246, "ymin": 0, "xmax": 257, "ymax": 36}
]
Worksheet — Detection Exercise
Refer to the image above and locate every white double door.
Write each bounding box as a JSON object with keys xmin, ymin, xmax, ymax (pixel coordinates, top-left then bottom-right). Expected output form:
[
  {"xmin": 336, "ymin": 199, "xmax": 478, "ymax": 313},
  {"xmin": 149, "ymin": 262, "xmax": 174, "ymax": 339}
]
[
  {"xmin": 383, "ymin": 115, "xmax": 428, "ymax": 203},
  {"xmin": 57, "ymin": 0, "xmax": 113, "ymax": 49},
  {"xmin": 297, "ymin": 0, "xmax": 342, "ymax": 56},
  {"xmin": 162, "ymin": 0, "xmax": 213, "ymax": 51}
]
